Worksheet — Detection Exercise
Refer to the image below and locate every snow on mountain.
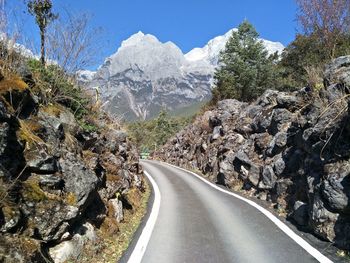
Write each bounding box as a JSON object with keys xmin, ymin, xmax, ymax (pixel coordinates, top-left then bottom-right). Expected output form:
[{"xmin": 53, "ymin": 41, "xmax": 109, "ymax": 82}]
[
  {"xmin": 86, "ymin": 29, "xmax": 285, "ymax": 121},
  {"xmin": 185, "ymin": 28, "xmax": 284, "ymax": 66},
  {"xmin": 76, "ymin": 70, "xmax": 96, "ymax": 82}
]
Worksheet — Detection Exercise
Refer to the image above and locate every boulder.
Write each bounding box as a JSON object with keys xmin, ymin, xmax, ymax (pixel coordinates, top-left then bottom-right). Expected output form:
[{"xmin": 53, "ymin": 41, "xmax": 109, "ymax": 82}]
[
  {"xmin": 109, "ymin": 198, "xmax": 124, "ymax": 223},
  {"xmin": 258, "ymin": 165, "xmax": 277, "ymax": 190},
  {"xmin": 324, "ymin": 55, "xmax": 350, "ymax": 88},
  {"xmin": 49, "ymin": 222, "xmax": 97, "ymax": 263},
  {"xmin": 59, "ymin": 152, "xmax": 99, "ymax": 208},
  {"xmin": 291, "ymin": 201, "xmax": 309, "ymax": 226}
]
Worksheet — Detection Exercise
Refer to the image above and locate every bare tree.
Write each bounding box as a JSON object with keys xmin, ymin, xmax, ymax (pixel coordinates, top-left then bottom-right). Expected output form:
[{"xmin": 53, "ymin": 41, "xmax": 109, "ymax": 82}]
[
  {"xmin": 46, "ymin": 11, "xmax": 103, "ymax": 73},
  {"xmin": 296, "ymin": 0, "xmax": 350, "ymax": 58}
]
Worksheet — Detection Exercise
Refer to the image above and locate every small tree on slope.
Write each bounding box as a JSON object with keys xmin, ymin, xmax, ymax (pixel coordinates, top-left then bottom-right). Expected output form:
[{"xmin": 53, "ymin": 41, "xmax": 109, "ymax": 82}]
[
  {"xmin": 212, "ymin": 20, "xmax": 278, "ymax": 103},
  {"xmin": 27, "ymin": 0, "xmax": 57, "ymax": 66}
]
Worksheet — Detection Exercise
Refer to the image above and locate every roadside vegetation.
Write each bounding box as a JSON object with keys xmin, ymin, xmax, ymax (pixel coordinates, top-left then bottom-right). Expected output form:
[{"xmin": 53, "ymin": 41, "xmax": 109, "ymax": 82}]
[
  {"xmin": 211, "ymin": 0, "xmax": 350, "ymax": 104},
  {"xmin": 127, "ymin": 110, "xmax": 192, "ymax": 153}
]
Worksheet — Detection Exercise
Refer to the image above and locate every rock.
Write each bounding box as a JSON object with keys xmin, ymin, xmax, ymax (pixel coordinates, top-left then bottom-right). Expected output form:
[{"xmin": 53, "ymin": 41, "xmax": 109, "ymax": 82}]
[
  {"xmin": 59, "ymin": 152, "xmax": 99, "ymax": 208},
  {"xmin": 109, "ymin": 198, "xmax": 124, "ymax": 223},
  {"xmin": 258, "ymin": 165, "xmax": 277, "ymax": 190},
  {"xmin": 2, "ymin": 88, "xmax": 37, "ymax": 119},
  {"xmin": 309, "ymin": 194, "xmax": 338, "ymax": 242},
  {"xmin": 39, "ymin": 174, "xmax": 64, "ymax": 190},
  {"xmin": 291, "ymin": 201, "xmax": 309, "ymax": 226},
  {"xmin": 256, "ymin": 89, "xmax": 279, "ymax": 107},
  {"xmin": 31, "ymin": 202, "xmax": 79, "ymax": 242},
  {"xmin": 0, "ymin": 206, "xmax": 21, "ymax": 233},
  {"xmin": 217, "ymin": 99, "xmax": 246, "ymax": 115},
  {"xmin": 25, "ymin": 150, "xmax": 59, "ymax": 174},
  {"xmin": 273, "ymin": 155, "xmax": 285, "ymax": 176},
  {"xmin": 38, "ymin": 111, "xmax": 65, "ymax": 143},
  {"xmin": 212, "ymin": 126, "xmax": 223, "ymax": 140},
  {"xmin": 58, "ymin": 108, "xmax": 79, "ymax": 135},
  {"xmin": 209, "ymin": 116, "xmax": 222, "ymax": 129},
  {"xmin": 324, "ymin": 55, "xmax": 350, "ymax": 88},
  {"xmin": 268, "ymin": 109, "xmax": 292, "ymax": 135},
  {"xmin": 0, "ymin": 235, "xmax": 44, "ymax": 263},
  {"xmin": 49, "ymin": 222, "xmax": 97, "ymax": 263},
  {"xmin": 266, "ymin": 132, "xmax": 287, "ymax": 156},
  {"xmin": 322, "ymin": 162, "xmax": 350, "ymax": 214},
  {"xmin": 276, "ymin": 92, "xmax": 303, "ymax": 111}
]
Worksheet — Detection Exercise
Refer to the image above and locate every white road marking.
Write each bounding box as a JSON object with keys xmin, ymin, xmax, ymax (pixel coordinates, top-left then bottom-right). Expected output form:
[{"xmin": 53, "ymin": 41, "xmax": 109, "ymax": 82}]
[
  {"xmin": 161, "ymin": 161, "xmax": 333, "ymax": 263},
  {"xmin": 127, "ymin": 170, "xmax": 161, "ymax": 263}
]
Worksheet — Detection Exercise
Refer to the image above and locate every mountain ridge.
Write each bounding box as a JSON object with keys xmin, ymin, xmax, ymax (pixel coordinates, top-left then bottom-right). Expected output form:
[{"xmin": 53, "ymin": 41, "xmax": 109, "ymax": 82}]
[{"xmin": 83, "ymin": 29, "xmax": 285, "ymax": 121}]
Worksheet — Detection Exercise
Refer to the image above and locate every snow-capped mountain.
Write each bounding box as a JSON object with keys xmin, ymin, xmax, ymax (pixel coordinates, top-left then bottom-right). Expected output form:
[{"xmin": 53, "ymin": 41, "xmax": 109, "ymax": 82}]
[
  {"xmin": 185, "ymin": 29, "xmax": 284, "ymax": 66},
  {"xmin": 85, "ymin": 29, "xmax": 284, "ymax": 120}
]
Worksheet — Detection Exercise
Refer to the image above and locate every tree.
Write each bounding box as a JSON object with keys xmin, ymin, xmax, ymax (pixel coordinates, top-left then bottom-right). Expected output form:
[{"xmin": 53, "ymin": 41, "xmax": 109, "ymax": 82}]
[
  {"xmin": 211, "ymin": 20, "xmax": 278, "ymax": 103},
  {"xmin": 47, "ymin": 11, "xmax": 103, "ymax": 73},
  {"xmin": 296, "ymin": 0, "xmax": 350, "ymax": 59},
  {"xmin": 27, "ymin": 0, "xmax": 57, "ymax": 65}
]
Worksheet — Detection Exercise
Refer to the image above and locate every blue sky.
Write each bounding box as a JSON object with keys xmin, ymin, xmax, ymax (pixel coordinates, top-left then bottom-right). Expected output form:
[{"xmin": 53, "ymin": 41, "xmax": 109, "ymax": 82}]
[{"xmin": 7, "ymin": 0, "xmax": 298, "ymax": 69}]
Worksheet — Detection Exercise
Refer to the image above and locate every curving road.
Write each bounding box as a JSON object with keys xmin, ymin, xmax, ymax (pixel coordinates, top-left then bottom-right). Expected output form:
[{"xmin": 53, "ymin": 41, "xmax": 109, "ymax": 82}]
[{"xmin": 124, "ymin": 160, "xmax": 333, "ymax": 263}]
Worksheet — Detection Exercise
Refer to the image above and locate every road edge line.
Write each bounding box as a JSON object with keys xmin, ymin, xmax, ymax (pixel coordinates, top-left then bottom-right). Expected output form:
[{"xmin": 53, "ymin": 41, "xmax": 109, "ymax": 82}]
[
  {"xmin": 161, "ymin": 161, "xmax": 333, "ymax": 263},
  {"xmin": 127, "ymin": 170, "xmax": 161, "ymax": 263}
]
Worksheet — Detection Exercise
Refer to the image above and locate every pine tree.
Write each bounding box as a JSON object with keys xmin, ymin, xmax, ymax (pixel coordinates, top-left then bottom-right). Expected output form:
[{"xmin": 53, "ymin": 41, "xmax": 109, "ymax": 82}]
[{"xmin": 212, "ymin": 20, "xmax": 278, "ymax": 103}]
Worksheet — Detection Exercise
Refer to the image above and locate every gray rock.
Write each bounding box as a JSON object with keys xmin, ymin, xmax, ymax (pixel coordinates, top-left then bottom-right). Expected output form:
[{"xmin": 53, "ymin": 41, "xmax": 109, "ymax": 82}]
[
  {"xmin": 276, "ymin": 92, "xmax": 302, "ymax": 111},
  {"xmin": 324, "ymin": 55, "xmax": 350, "ymax": 88},
  {"xmin": 291, "ymin": 201, "xmax": 309, "ymax": 226},
  {"xmin": 269, "ymin": 109, "xmax": 292, "ymax": 135},
  {"xmin": 322, "ymin": 163, "xmax": 350, "ymax": 213},
  {"xmin": 109, "ymin": 198, "xmax": 124, "ymax": 223},
  {"xmin": 217, "ymin": 99, "xmax": 246, "ymax": 115},
  {"xmin": 209, "ymin": 116, "xmax": 222, "ymax": 129},
  {"xmin": 273, "ymin": 155, "xmax": 285, "ymax": 176},
  {"xmin": 59, "ymin": 152, "xmax": 98, "ymax": 208},
  {"xmin": 25, "ymin": 150, "xmax": 59, "ymax": 174},
  {"xmin": 309, "ymin": 194, "xmax": 338, "ymax": 242},
  {"xmin": 259, "ymin": 165, "xmax": 277, "ymax": 190},
  {"xmin": 49, "ymin": 222, "xmax": 97, "ymax": 263},
  {"xmin": 212, "ymin": 126, "xmax": 223, "ymax": 140},
  {"xmin": 39, "ymin": 174, "xmax": 64, "ymax": 189}
]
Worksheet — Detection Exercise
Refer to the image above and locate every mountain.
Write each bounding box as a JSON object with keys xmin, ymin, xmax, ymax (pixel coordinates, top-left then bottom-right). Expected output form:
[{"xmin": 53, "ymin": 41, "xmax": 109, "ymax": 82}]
[{"xmin": 85, "ymin": 30, "xmax": 284, "ymax": 121}]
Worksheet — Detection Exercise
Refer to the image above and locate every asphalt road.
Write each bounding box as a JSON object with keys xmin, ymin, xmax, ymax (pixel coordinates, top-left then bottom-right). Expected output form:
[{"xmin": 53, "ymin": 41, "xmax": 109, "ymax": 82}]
[{"xmin": 128, "ymin": 160, "xmax": 332, "ymax": 263}]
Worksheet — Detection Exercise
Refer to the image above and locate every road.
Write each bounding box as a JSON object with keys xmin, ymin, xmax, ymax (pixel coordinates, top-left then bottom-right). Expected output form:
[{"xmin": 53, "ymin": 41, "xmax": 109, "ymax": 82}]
[{"xmin": 125, "ymin": 160, "xmax": 332, "ymax": 263}]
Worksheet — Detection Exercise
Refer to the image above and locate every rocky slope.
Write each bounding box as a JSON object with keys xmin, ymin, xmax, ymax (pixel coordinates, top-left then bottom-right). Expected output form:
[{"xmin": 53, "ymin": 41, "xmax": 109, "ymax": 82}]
[
  {"xmin": 83, "ymin": 30, "xmax": 284, "ymax": 121},
  {"xmin": 0, "ymin": 68, "xmax": 144, "ymax": 262},
  {"xmin": 154, "ymin": 56, "xmax": 350, "ymax": 250}
]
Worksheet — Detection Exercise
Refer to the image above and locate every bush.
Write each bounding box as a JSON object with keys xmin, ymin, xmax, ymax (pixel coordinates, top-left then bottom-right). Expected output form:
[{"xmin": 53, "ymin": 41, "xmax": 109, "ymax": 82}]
[{"xmin": 27, "ymin": 58, "xmax": 90, "ymax": 120}]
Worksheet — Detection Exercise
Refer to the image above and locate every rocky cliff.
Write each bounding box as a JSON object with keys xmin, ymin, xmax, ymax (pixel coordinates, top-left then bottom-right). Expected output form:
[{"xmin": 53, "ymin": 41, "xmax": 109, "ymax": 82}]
[
  {"xmin": 155, "ymin": 56, "xmax": 350, "ymax": 250},
  {"xmin": 0, "ymin": 68, "xmax": 144, "ymax": 262}
]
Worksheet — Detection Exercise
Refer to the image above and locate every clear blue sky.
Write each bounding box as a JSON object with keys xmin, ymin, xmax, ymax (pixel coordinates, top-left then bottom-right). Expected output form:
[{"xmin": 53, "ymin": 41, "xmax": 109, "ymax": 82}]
[{"xmin": 7, "ymin": 0, "xmax": 298, "ymax": 69}]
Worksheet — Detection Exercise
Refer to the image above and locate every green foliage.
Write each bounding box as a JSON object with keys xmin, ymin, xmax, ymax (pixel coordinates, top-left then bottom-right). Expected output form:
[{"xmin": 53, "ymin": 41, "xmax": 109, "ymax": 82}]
[
  {"xmin": 127, "ymin": 110, "xmax": 191, "ymax": 152},
  {"xmin": 27, "ymin": 58, "xmax": 90, "ymax": 121},
  {"xmin": 279, "ymin": 33, "xmax": 350, "ymax": 88},
  {"xmin": 211, "ymin": 20, "xmax": 279, "ymax": 103}
]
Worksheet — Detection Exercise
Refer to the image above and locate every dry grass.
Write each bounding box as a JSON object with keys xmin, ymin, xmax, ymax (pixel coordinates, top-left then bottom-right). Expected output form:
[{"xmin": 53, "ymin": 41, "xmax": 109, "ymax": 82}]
[
  {"xmin": 17, "ymin": 119, "xmax": 45, "ymax": 149},
  {"xmin": 0, "ymin": 77, "xmax": 28, "ymax": 93}
]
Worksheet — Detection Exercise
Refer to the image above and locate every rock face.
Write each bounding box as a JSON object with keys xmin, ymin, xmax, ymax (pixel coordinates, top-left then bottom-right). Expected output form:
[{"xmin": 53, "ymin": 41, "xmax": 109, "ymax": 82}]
[
  {"xmin": 0, "ymin": 74, "xmax": 144, "ymax": 262},
  {"xmin": 155, "ymin": 56, "xmax": 350, "ymax": 250},
  {"xmin": 84, "ymin": 30, "xmax": 284, "ymax": 121}
]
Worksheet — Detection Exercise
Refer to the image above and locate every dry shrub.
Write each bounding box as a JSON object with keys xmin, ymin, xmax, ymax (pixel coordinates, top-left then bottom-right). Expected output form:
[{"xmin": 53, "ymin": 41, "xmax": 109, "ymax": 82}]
[{"xmin": 304, "ymin": 65, "xmax": 324, "ymax": 90}]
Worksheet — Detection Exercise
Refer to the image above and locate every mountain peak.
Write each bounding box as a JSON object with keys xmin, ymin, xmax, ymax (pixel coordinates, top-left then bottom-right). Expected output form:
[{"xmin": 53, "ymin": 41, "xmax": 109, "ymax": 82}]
[{"xmin": 119, "ymin": 31, "xmax": 160, "ymax": 50}]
